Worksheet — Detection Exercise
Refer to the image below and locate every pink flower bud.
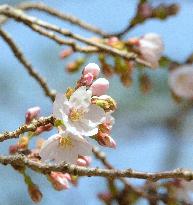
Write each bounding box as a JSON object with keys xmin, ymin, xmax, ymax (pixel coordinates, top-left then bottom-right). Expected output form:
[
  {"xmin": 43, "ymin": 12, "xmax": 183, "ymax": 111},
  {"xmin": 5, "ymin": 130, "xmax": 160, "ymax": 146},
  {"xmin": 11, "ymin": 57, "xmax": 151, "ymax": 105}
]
[
  {"xmin": 82, "ymin": 73, "xmax": 94, "ymax": 86},
  {"xmin": 49, "ymin": 172, "xmax": 71, "ymax": 191},
  {"xmin": 35, "ymin": 123, "xmax": 53, "ymax": 135},
  {"xmin": 25, "ymin": 106, "xmax": 40, "ymax": 124},
  {"xmin": 59, "ymin": 48, "xmax": 73, "ymax": 59},
  {"xmin": 90, "ymin": 78, "xmax": 109, "ymax": 96},
  {"xmin": 76, "ymin": 156, "xmax": 92, "ymax": 167},
  {"xmin": 9, "ymin": 144, "xmax": 19, "ymax": 154},
  {"xmin": 97, "ymin": 132, "xmax": 116, "ymax": 148},
  {"xmin": 83, "ymin": 63, "xmax": 100, "ymax": 79},
  {"xmin": 82, "ymin": 156, "xmax": 92, "ymax": 166},
  {"xmin": 76, "ymin": 158, "xmax": 87, "ymax": 166}
]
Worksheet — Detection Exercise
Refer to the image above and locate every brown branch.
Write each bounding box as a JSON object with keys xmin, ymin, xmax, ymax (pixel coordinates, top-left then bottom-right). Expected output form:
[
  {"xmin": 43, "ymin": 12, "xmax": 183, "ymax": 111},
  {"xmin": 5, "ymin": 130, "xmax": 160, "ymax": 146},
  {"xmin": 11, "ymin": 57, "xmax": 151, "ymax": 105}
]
[
  {"xmin": 0, "ymin": 153, "xmax": 193, "ymax": 181},
  {"xmin": 0, "ymin": 117, "xmax": 192, "ymax": 182},
  {"xmin": 17, "ymin": 2, "xmax": 108, "ymax": 37},
  {"xmin": 0, "ymin": 2, "xmax": 107, "ymax": 36},
  {"xmin": 0, "ymin": 28, "xmax": 56, "ymax": 101},
  {"xmin": 0, "ymin": 116, "xmax": 55, "ymax": 142},
  {"xmin": 0, "ymin": 5, "xmax": 151, "ymax": 67},
  {"xmin": 26, "ymin": 24, "xmax": 99, "ymax": 53}
]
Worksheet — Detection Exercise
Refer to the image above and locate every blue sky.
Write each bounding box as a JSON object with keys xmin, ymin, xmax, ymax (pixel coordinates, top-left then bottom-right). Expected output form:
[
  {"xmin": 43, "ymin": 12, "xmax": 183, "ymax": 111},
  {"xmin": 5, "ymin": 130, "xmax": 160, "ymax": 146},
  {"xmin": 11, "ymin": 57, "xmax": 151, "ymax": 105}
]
[{"xmin": 0, "ymin": 1, "xmax": 193, "ymax": 204}]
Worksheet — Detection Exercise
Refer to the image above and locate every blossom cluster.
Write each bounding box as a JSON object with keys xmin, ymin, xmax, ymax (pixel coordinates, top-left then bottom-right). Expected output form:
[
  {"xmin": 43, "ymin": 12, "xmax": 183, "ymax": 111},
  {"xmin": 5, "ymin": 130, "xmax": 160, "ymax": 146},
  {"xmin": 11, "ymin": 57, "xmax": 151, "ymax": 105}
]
[
  {"xmin": 8, "ymin": 63, "xmax": 116, "ymax": 196},
  {"xmin": 40, "ymin": 63, "xmax": 117, "ymax": 164}
]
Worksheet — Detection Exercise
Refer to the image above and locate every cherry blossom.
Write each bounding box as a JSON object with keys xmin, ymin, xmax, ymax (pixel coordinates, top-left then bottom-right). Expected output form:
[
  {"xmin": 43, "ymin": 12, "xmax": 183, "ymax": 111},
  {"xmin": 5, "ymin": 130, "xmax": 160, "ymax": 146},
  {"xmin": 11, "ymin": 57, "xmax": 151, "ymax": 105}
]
[
  {"xmin": 39, "ymin": 130, "xmax": 92, "ymax": 164},
  {"xmin": 169, "ymin": 65, "xmax": 193, "ymax": 99},
  {"xmin": 138, "ymin": 33, "xmax": 164, "ymax": 68},
  {"xmin": 53, "ymin": 86, "xmax": 105, "ymax": 136}
]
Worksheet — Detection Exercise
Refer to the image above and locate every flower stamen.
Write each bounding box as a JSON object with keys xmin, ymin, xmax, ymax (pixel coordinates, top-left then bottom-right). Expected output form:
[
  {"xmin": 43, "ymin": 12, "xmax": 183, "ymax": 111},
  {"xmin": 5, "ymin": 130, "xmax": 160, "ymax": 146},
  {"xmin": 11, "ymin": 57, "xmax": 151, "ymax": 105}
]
[
  {"xmin": 69, "ymin": 108, "xmax": 84, "ymax": 122},
  {"xmin": 59, "ymin": 136, "xmax": 73, "ymax": 148}
]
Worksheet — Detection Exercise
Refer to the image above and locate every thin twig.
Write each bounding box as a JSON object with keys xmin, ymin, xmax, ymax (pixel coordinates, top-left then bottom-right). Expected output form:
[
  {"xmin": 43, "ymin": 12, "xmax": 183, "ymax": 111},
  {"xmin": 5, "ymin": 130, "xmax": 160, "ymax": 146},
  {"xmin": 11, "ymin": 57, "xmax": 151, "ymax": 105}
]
[
  {"xmin": 0, "ymin": 116, "xmax": 55, "ymax": 142},
  {"xmin": 0, "ymin": 28, "xmax": 56, "ymax": 101},
  {"xmin": 0, "ymin": 5, "xmax": 151, "ymax": 67},
  {"xmin": 26, "ymin": 24, "xmax": 99, "ymax": 53},
  {"xmin": 17, "ymin": 2, "xmax": 108, "ymax": 37}
]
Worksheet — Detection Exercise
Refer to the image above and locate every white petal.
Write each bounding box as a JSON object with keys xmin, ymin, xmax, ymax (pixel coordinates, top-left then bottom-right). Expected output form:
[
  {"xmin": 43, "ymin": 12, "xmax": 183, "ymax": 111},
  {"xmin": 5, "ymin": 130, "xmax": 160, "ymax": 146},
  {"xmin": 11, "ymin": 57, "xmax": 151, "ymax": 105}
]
[
  {"xmin": 143, "ymin": 33, "xmax": 164, "ymax": 50},
  {"xmin": 53, "ymin": 134, "xmax": 92, "ymax": 163},
  {"xmin": 105, "ymin": 112, "xmax": 115, "ymax": 129},
  {"xmin": 69, "ymin": 86, "xmax": 92, "ymax": 110},
  {"xmin": 71, "ymin": 135, "xmax": 92, "ymax": 156},
  {"xmin": 68, "ymin": 120, "xmax": 98, "ymax": 136},
  {"xmin": 84, "ymin": 104, "xmax": 105, "ymax": 126},
  {"xmin": 53, "ymin": 93, "xmax": 70, "ymax": 119},
  {"xmin": 54, "ymin": 148, "xmax": 78, "ymax": 164},
  {"xmin": 39, "ymin": 134, "xmax": 60, "ymax": 162}
]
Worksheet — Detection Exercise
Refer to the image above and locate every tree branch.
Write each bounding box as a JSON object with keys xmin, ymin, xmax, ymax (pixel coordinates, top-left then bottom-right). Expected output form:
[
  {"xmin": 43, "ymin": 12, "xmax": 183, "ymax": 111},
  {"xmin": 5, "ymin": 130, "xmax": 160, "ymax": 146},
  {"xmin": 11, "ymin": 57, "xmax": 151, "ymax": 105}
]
[
  {"xmin": 0, "ymin": 28, "xmax": 56, "ymax": 101},
  {"xmin": 0, "ymin": 153, "xmax": 193, "ymax": 181},
  {"xmin": 0, "ymin": 116, "xmax": 55, "ymax": 142},
  {"xmin": 17, "ymin": 2, "xmax": 108, "ymax": 37},
  {"xmin": 0, "ymin": 2, "xmax": 107, "ymax": 37},
  {"xmin": 0, "ymin": 5, "xmax": 151, "ymax": 67},
  {"xmin": 23, "ymin": 24, "xmax": 99, "ymax": 53}
]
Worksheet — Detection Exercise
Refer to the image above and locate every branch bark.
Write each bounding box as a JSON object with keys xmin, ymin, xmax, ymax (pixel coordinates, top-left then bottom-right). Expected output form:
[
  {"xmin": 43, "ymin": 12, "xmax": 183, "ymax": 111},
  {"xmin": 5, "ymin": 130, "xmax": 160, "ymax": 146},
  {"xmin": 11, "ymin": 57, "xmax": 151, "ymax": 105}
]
[
  {"xmin": 0, "ymin": 116, "xmax": 55, "ymax": 142},
  {"xmin": 0, "ymin": 153, "xmax": 193, "ymax": 181}
]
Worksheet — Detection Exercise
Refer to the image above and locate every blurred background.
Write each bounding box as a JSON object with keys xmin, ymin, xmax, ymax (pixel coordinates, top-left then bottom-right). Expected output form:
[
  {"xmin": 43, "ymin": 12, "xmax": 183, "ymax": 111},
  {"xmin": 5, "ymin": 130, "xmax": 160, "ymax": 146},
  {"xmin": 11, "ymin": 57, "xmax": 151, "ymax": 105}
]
[{"xmin": 0, "ymin": 0, "xmax": 193, "ymax": 204}]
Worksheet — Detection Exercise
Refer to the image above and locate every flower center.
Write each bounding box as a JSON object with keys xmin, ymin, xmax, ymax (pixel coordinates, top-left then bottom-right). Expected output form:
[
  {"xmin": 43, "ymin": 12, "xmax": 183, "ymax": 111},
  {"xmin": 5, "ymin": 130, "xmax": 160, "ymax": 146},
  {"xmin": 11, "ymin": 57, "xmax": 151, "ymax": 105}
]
[
  {"xmin": 69, "ymin": 108, "xmax": 84, "ymax": 122},
  {"xmin": 59, "ymin": 136, "xmax": 73, "ymax": 148}
]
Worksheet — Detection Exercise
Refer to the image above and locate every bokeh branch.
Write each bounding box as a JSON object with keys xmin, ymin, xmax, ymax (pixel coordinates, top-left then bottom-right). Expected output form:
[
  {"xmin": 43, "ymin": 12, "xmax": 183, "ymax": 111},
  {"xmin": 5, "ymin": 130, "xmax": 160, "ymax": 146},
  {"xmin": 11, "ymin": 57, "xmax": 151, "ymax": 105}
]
[
  {"xmin": 17, "ymin": 2, "xmax": 108, "ymax": 37},
  {"xmin": 0, "ymin": 5, "xmax": 151, "ymax": 67}
]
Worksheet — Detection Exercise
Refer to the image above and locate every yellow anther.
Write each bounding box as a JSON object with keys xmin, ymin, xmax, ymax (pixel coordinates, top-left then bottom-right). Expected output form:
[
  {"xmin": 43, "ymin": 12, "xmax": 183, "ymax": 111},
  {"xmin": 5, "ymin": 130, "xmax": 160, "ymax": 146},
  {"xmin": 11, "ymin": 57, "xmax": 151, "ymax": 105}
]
[
  {"xmin": 59, "ymin": 136, "xmax": 73, "ymax": 148},
  {"xmin": 69, "ymin": 108, "xmax": 84, "ymax": 122}
]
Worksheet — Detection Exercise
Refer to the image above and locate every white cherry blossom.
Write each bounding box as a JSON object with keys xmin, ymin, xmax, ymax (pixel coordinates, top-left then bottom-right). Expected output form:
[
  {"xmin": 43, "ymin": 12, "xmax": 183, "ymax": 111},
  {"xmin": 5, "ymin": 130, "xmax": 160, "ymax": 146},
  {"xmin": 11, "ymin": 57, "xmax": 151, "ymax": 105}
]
[
  {"xmin": 39, "ymin": 131, "xmax": 92, "ymax": 164},
  {"xmin": 53, "ymin": 86, "xmax": 105, "ymax": 136},
  {"xmin": 169, "ymin": 65, "xmax": 193, "ymax": 99},
  {"xmin": 139, "ymin": 33, "xmax": 164, "ymax": 68}
]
